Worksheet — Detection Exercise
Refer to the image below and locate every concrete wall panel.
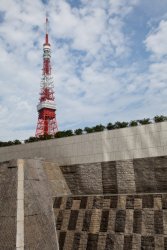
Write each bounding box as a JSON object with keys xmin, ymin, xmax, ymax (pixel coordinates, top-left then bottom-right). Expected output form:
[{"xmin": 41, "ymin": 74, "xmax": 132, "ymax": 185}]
[{"xmin": 0, "ymin": 122, "xmax": 167, "ymax": 165}]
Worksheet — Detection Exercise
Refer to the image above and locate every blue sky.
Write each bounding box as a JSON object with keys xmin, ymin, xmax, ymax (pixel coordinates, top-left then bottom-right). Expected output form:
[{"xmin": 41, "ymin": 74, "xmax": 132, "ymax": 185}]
[{"xmin": 0, "ymin": 0, "xmax": 167, "ymax": 141}]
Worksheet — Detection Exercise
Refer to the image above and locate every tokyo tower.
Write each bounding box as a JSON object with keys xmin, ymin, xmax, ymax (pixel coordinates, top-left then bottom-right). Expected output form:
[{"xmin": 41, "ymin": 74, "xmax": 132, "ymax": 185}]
[{"xmin": 36, "ymin": 17, "xmax": 58, "ymax": 137}]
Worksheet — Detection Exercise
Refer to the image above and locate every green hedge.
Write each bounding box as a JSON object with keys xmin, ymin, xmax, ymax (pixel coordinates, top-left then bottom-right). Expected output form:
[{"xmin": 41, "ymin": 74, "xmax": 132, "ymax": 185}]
[{"xmin": 0, "ymin": 115, "xmax": 166, "ymax": 146}]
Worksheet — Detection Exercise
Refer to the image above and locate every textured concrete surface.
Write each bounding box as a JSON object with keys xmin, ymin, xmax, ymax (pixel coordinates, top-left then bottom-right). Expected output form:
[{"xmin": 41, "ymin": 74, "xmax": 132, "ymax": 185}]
[
  {"xmin": 0, "ymin": 122, "xmax": 166, "ymax": 165},
  {"xmin": 0, "ymin": 159, "xmax": 59, "ymax": 250},
  {"xmin": 0, "ymin": 160, "xmax": 17, "ymax": 249},
  {"xmin": 24, "ymin": 159, "xmax": 59, "ymax": 250}
]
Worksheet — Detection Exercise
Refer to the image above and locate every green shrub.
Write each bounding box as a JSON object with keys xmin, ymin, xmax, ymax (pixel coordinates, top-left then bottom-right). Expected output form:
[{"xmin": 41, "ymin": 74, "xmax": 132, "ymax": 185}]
[
  {"xmin": 138, "ymin": 118, "xmax": 151, "ymax": 125},
  {"xmin": 154, "ymin": 115, "xmax": 167, "ymax": 123},
  {"xmin": 106, "ymin": 123, "xmax": 115, "ymax": 130},
  {"xmin": 84, "ymin": 127, "xmax": 94, "ymax": 133},
  {"xmin": 129, "ymin": 120, "xmax": 138, "ymax": 127},
  {"xmin": 114, "ymin": 121, "xmax": 128, "ymax": 129},
  {"xmin": 75, "ymin": 129, "xmax": 83, "ymax": 135},
  {"xmin": 93, "ymin": 124, "xmax": 105, "ymax": 132}
]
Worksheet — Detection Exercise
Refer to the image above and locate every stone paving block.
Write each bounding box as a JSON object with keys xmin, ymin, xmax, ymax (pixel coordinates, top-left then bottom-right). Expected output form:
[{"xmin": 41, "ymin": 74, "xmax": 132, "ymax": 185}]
[
  {"xmin": 80, "ymin": 197, "xmax": 88, "ymax": 209},
  {"xmin": 103, "ymin": 197, "xmax": 111, "ymax": 209},
  {"xmin": 133, "ymin": 209, "xmax": 142, "ymax": 234},
  {"xmin": 123, "ymin": 235, "xmax": 132, "ymax": 250},
  {"xmin": 79, "ymin": 232, "xmax": 88, "ymax": 250},
  {"xmin": 162, "ymin": 194, "xmax": 167, "ymax": 209},
  {"xmin": 125, "ymin": 209, "xmax": 133, "ymax": 234},
  {"xmin": 101, "ymin": 161, "xmax": 118, "ymax": 194},
  {"xmin": 110, "ymin": 196, "xmax": 118, "ymax": 208},
  {"xmin": 134, "ymin": 197, "xmax": 142, "ymax": 209},
  {"xmin": 163, "ymin": 210, "xmax": 167, "ymax": 235},
  {"xmin": 54, "ymin": 197, "xmax": 62, "ymax": 208},
  {"xmin": 155, "ymin": 235, "xmax": 164, "ymax": 250},
  {"xmin": 72, "ymin": 232, "xmax": 81, "ymax": 250},
  {"xmin": 108, "ymin": 209, "xmax": 116, "ymax": 233},
  {"xmin": 72, "ymin": 199, "xmax": 81, "ymax": 210},
  {"xmin": 132, "ymin": 234, "xmax": 141, "ymax": 250},
  {"xmin": 164, "ymin": 237, "xmax": 167, "ymax": 250},
  {"xmin": 105, "ymin": 233, "xmax": 114, "ymax": 250},
  {"xmin": 154, "ymin": 196, "xmax": 162, "ymax": 210},
  {"xmin": 142, "ymin": 209, "xmax": 154, "ymax": 235},
  {"xmin": 100, "ymin": 210, "xmax": 109, "ymax": 232},
  {"xmin": 142, "ymin": 195, "xmax": 154, "ymax": 208},
  {"xmin": 154, "ymin": 210, "xmax": 163, "ymax": 234},
  {"xmin": 86, "ymin": 233, "xmax": 98, "ymax": 250},
  {"xmin": 92, "ymin": 196, "xmax": 103, "ymax": 209},
  {"xmin": 117, "ymin": 196, "xmax": 126, "ymax": 209},
  {"xmin": 76, "ymin": 209, "xmax": 85, "ymax": 231},
  {"xmin": 87, "ymin": 196, "xmax": 94, "ymax": 209},
  {"xmin": 89, "ymin": 209, "xmax": 102, "ymax": 234},
  {"xmin": 56, "ymin": 210, "xmax": 64, "ymax": 230},
  {"xmin": 82, "ymin": 210, "xmax": 92, "ymax": 232},
  {"xmin": 114, "ymin": 234, "xmax": 124, "ymax": 250},
  {"xmin": 61, "ymin": 210, "xmax": 71, "ymax": 231},
  {"xmin": 134, "ymin": 158, "xmax": 156, "ymax": 193},
  {"xmin": 78, "ymin": 163, "xmax": 103, "ymax": 194},
  {"xmin": 66, "ymin": 197, "xmax": 73, "ymax": 209},
  {"xmin": 116, "ymin": 160, "xmax": 136, "ymax": 193},
  {"xmin": 63, "ymin": 231, "xmax": 74, "ymax": 250},
  {"xmin": 141, "ymin": 236, "xmax": 155, "ymax": 250},
  {"xmin": 59, "ymin": 231, "xmax": 66, "ymax": 250},
  {"xmin": 126, "ymin": 195, "xmax": 134, "ymax": 209},
  {"xmin": 68, "ymin": 210, "xmax": 79, "ymax": 230},
  {"xmin": 97, "ymin": 232, "xmax": 106, "ymax": 250},
  {"xmin": 115, "ymin": 210, "xmax": 126, "ymax": 233}
]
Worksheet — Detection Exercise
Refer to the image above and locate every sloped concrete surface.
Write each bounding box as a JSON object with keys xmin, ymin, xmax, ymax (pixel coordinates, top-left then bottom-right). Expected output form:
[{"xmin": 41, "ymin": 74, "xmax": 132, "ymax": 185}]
[
  {"xmin": 0, "ymin": 159, "xmax": 59, "ymax": 250},
  {"xmin": 24, "ymin": 159, "xmax": 59, "ymax": 250},
  {"xmin": 0, "ymin": 160, "xmax": 17, "ymax": 249}
]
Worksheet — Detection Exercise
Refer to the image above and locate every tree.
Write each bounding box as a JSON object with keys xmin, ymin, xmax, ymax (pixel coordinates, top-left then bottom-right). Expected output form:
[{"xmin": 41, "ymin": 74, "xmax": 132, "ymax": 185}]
[
  {"xmin": 84, "ymin": 127, "xmax": 94, "ymax": 133},
  {"xmin": 114, "ymin": 121, "xmax": 128, "ymax": 129},
  {"xmin": 24, "ymin": 136, "xmax": 39, "ymax": 143},
  {"xmin": 93, "ymin": 124, "xmax": 105, "ymax": 132},
  {"xmin": 13, "ymin": 140, "xmax": 21, "ymax": 145},
  {"xmin": 106, "ymin": 122, "xmax": 115, "ymax": 130},
  {"xmin": 138, "ymin": 118, "xmax": 151, "ymax": 125},
  {"xmin": 154, "ymin": 115, "xmax": 167, "ymax": 123},
  {"xmin": 129, "ymin": 120, "xmax": 138, "ymax": 127},
  {"xmin": 39, "ymin": 134, "xmax": 52, "ymax": 140},
  {"xmin": 65, "ymin": 130, "xmax": 73, "ymax": 136},
  {"xmin": 75, "ymin": 129, "xmax": 83, "ymax": 135},
  {"xmin": 54, "ymin": 131, "xmax": 65, "ymax": 138}
]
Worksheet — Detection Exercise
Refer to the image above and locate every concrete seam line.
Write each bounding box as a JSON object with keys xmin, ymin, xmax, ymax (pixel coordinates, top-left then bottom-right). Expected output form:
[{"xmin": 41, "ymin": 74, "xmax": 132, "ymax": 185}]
[{"xmin": 16, "ymin": 159, "xmax": 24, "ymax": 250}]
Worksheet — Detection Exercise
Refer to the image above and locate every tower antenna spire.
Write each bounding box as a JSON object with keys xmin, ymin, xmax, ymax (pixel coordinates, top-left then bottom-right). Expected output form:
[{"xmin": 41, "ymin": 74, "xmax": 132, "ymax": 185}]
[{"xmin": 45, "ymin": 13, "xmax": 49, "ymax": 44}]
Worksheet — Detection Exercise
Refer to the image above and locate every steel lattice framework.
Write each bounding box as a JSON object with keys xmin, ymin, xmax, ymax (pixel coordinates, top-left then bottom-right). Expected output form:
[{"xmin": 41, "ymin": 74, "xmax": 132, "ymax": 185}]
[{"xmin": 36, "ymin": 17, "xmax": 58, "ymax": 137}]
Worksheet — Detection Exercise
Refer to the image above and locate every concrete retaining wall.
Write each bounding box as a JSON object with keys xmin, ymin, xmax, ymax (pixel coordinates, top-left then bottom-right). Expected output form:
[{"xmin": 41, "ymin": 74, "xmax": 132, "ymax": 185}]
[{"xmin": 0, "ymin": 122, "xmax": 167, "ymax": 165}]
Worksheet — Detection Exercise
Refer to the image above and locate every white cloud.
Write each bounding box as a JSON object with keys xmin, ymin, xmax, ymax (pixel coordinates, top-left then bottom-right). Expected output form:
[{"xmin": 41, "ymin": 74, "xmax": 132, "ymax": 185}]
[{"xmin": 145, "ymin": 19, "xmax": 167, "ymax": 58}]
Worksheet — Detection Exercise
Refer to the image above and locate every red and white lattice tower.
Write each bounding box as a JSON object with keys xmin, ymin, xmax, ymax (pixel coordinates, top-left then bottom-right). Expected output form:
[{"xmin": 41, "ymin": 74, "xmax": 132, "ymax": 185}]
[{"xmin": 36, "ymin": 17, "xmax": 58, "ymax": 137}]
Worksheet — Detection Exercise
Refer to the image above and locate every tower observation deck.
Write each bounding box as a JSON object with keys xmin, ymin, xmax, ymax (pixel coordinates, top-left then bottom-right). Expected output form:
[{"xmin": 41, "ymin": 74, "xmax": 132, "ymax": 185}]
[{"xmin": 36, "ymin": 17, "xmax": 58, "ymax": 137}]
